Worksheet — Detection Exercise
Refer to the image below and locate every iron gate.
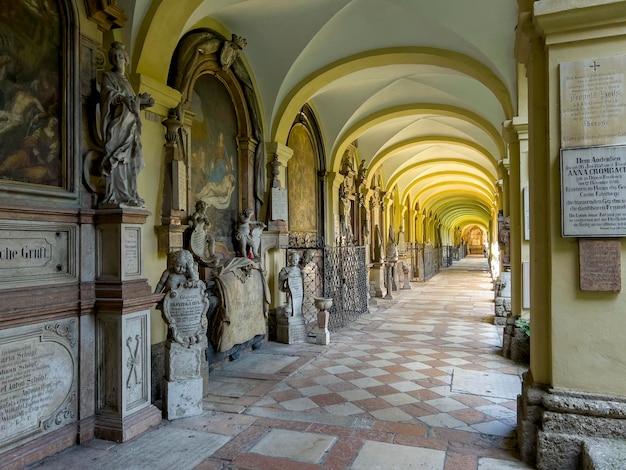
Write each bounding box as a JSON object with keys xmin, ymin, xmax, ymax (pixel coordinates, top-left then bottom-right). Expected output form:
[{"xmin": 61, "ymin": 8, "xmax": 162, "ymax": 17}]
[
  {"xmin": 323, "ymin": 245, "xmax": 369, "ymax": 332},
  {"xmin": 286, "ymin": 233, "xmax": 369, "ymax": 334}
]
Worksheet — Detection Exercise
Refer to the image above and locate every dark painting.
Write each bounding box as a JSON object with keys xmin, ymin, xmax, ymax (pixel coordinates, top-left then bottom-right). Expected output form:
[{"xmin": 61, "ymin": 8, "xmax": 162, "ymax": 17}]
[
  {"xmin": 190, "ymin": 73, "xmax": 239, "ymax": 249},
  {"xmin": 0, "ymin": 0, "xmax": 63, "ymax": 187}
]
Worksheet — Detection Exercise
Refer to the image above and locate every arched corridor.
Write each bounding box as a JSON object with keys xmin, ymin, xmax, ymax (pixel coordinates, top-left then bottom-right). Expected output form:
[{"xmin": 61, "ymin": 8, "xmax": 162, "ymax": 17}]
[{"xmin": 32, "ymin": 257, "xmax": 531, "ymax": 469}]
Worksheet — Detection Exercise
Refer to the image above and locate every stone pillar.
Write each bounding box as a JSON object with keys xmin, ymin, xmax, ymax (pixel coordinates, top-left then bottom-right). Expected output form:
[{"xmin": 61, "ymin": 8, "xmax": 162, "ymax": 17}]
[{"xmin": 94, "ymin": 209, "xmax": 162, "ymax": 442}]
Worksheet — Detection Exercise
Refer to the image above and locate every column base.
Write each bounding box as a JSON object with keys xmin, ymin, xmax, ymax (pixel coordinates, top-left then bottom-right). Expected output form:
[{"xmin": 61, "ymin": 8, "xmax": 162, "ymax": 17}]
[
  {"xmin": 94, "ymin": 404, "xmax": 161, "ymax": 443},
  {"xmin": 518, "ymin": 371, "xmax": 626, "ymax": 469}
]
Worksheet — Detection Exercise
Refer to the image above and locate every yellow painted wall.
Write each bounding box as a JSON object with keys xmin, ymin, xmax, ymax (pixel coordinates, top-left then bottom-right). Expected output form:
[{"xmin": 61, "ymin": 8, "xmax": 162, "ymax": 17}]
[{"xmin": 534, "ymin": 0, "xmax": 626, "ymax": 396}]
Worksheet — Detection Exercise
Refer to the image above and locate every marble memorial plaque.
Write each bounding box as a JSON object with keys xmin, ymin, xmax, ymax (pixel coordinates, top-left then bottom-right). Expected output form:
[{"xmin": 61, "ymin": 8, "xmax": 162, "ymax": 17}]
[
  {"xmin": 579, "ymin": 239, "xmax": 621, "ymax": 291},
  {"xmin": 286, "ymin": 270, "xmax": 303, "ymax": 315},
  {"xmin": 561, "ymin": 55, "xmax": 626, "ymax": 148},
  {"xmin": 163, "ymin": 283, "xmax": 209, "ymax": 346},
  {"xmin": 0, "ymin": 319, "xmax": 77, "ymax": 451},
  {"xmin": 271, "ymin": 187, "xmax": 288, "ymax": 221},
  {"xmin": 561, "ymin": 145, "xmax": 626, "ymax": 237},
  {"xmin": 215, "ymin": 267, "xmax": 267, "ymax": 353},
  {"xmin": 123, "ymin": 227, "xmax": 140, "ymax": 276},
  {"xmin": 0, "ymin": 222, "xmax": 77, "ymax": 288}
]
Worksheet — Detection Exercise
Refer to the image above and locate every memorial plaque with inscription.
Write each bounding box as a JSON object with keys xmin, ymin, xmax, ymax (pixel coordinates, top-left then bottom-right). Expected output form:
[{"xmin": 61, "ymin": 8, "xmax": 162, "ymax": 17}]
[
  {"xmin": 579, "ymin": 239, "xmax": 621, "ymax": 292},
  {"xmin": 0, "ymin": 223, "xmax": 77, "ymax": 288},
  {"xmin": 162, "ymin": 283, "xmax": 209, "ymax": 347},
  {"xmin": 0, "ymin": 319, "xmax": 77, "ymax": 452},
  {"xmin": 271, "ymin": 187, "xmax": 288, "ymax": 221},
  {"xmin": 561, "ymin": 145, "xmax": 626, "ymax": 237},
  {"xmin": 561, "ymin": 55, "xmax": 626, "ymax": 148}
]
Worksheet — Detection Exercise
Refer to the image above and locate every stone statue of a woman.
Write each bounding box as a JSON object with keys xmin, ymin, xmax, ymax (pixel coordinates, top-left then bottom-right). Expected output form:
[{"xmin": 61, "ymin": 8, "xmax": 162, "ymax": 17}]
[{"xmin": 99, "ymin": 42, "xmax": 154, "ymax": 207}]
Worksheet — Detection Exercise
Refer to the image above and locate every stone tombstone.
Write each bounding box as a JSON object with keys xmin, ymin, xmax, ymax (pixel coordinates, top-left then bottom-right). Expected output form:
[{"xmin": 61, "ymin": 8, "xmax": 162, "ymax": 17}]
[
  {"xmin": 579, "ymin": 239, "xmax": 621, "ymax": 292},
  {"xmin": 279, "ymin": 252, "xmax": 303, "ymax": 316},
  {"xmin": 0, "ymin": 318, "xmax": 78, "ymax": 453},
  {"xmin": 162, "ymin": 282, "xmax": 209, "ymax": 347},
  {"xmin": 560, "ymin": 54, "xmax": 626, "ymax": 148}
]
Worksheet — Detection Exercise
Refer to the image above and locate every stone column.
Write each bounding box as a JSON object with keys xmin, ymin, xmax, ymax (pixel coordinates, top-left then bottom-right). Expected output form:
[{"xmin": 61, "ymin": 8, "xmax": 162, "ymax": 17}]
[{"xmin": 94, "ymin": 209, "xmax": 162, "ymax": 442}]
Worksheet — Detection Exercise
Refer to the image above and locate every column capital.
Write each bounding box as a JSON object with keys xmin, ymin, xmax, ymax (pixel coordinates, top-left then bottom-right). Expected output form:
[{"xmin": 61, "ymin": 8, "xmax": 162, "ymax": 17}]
[{"xmin": 265, "ymin": 142, "xmax": 294, "ymax": 167}]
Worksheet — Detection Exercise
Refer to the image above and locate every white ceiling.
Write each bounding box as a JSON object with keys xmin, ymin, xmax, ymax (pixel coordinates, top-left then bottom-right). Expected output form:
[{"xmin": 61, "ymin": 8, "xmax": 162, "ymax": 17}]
[{"xmin": 124, "ymin": 0, "xmax": 519, "ymax": 232}]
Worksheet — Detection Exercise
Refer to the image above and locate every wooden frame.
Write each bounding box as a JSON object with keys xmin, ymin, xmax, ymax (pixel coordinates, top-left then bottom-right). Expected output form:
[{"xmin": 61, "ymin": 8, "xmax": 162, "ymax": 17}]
[{"xmin": 0, "ymin": 0, "xmax": 79, "ymax": 204}]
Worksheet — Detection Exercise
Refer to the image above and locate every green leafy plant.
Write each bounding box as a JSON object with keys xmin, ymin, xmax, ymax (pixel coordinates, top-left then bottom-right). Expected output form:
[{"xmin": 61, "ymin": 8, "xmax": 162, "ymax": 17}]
[{"xmin": 516, "ymin": 318, "xmax": 530, "ymax": 337}]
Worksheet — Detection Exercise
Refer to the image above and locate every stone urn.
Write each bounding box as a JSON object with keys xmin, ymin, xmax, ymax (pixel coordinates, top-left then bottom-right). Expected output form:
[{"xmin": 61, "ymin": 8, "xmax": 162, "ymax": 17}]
[
  {"xmin": 314, "ymin": 297, "xmax": 333, "ymax": 345},
  {"xmin": 314, "ymin": 296, "xmax": 333, "ymax": 311},
  {"xmin": 314, "ymin": 297, "xmax": 332, "ymax": 328}
]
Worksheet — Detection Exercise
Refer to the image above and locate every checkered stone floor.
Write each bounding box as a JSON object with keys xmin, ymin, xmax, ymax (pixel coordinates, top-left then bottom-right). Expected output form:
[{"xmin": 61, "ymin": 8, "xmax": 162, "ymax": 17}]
[{"xmin": 251, "ymin": 257, "xmax": 526, "ymax": 439}]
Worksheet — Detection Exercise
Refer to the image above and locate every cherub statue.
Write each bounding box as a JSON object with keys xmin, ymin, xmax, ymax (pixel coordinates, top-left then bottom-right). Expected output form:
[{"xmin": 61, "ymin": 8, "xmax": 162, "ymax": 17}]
[
  {"xmin": 155, "ymin": 249, "xmax": 206, "ymax": 347},
  {"xmin": 235, "ymin": 208, "xmax": 266, "ymax": 258},
  {"xmin": 155, "ymin": 249, "xmax": 199, "ymax": 294}
]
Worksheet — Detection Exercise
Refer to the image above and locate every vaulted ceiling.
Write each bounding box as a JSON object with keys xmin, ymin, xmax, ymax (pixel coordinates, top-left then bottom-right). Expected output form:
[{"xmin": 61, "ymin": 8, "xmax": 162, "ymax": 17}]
[{"xmin": 122, "ymin": 0, "xmax": 518, "ymax": 233}]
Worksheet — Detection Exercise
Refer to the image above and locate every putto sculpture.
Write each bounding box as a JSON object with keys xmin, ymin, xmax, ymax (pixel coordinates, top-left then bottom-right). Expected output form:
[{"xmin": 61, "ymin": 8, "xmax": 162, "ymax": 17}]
[
  {"xmin": 235, "ymin": 207, "xmax": 266, "ymax": 258},
  {"xmin": 155, "ymin": 249, "xmax": 208, "ymax": 347}
]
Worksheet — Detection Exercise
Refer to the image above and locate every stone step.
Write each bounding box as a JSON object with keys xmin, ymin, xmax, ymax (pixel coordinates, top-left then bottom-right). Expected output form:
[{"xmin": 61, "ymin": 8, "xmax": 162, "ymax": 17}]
[{"xmin": 582, "ymin": 438, "xmax": 626, "ymax": 470}]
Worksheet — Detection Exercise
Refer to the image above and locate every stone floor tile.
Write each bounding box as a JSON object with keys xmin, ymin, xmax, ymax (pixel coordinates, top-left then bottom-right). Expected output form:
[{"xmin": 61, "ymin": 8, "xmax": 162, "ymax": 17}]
[
  {"xmin": 425, "ymin": 397, "xmax": 468, "ymax": 412},
  {"xmin": 324, "ymin": 402, "xmax": 365, "ymax": 416},
  {"xmin": 369, "ymin": 406, "xmax": 416, "ymax": 422},
  {"xmin": 280, "ymin": 397, "xmax": 319, "ymax": 411},
  {"xmin": 338, "ymin": 388, "xmax": 375, "ymax": 401},
  {"xmin": 471, "ymin": 420, "xmax": 516, "ymax": 437},
  {"xmin": 418, "ymin": 413, "xmax": 470, "ymax": 429},
  {"xmin": 444, "ymin": 451, "xmax": 479, "ymax": 470},
  {"xmin": 248, "ymin": 428, "xmax": 336, "ymax": 463},
  {"xmin": 350, "ymin": 440, "xmax": 446, "ymax": 470},
  {"xmin": 389, "ymin": 380, "xmax": 424, "ymax": 392}
]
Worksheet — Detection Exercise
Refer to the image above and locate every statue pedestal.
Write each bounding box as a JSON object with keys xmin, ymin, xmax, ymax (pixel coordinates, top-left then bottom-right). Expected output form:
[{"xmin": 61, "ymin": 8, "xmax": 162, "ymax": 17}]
[
  {"xmin": 370, "ymin": 262, "xmax": 386, "ymax": 297},
  {"xmin": 163, "ymin": 342, "xmax": 203, "ymax": 419},
  {"xmin": 94, "ymin": 209, "xmax": 162, "ymax": 442},
  {"xmin": 276, "ymin": 306, "xmax": 307, "ymax": 344}
]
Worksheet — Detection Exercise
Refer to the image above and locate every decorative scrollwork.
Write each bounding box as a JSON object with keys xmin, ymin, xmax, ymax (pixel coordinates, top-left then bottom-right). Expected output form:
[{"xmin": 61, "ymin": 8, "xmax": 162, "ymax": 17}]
[
  {"xmin": 44, "ymin": 320, "xmax": 77, "ymax": 347},
  {"xmin": 43, "ymin": 391, "xmax": 76, "ymax": 430}
]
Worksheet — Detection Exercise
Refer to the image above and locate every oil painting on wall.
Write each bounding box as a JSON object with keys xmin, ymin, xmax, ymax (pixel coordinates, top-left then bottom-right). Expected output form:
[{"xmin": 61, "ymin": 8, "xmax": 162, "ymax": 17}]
[
  {"xmin": 0, "ymin": 0, "xmax": 63, "ymax": 187},
  {"xmin": 190, "ymin": 73, "xmax": 239, "ymax": 250},
  {"xmin": 287, "ymin": 124, "xmax": 318, "ymax": 232}
]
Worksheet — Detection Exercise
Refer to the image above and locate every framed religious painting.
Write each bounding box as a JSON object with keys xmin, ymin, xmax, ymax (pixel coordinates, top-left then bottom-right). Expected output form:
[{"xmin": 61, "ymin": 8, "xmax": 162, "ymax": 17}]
[
  {"xmin": 0, "ymin": 0, "xmax": 78, "ymax": 201},
  {"xmin": 189, "ymin": 73, "xmax": 240, "ymax": 252}
]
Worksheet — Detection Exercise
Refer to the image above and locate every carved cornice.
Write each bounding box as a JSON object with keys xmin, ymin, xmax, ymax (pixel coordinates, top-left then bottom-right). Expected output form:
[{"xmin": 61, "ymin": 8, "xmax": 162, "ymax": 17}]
[{"xmin": 84, "ymin": 0, "xmax": 127, "ymax": 31}]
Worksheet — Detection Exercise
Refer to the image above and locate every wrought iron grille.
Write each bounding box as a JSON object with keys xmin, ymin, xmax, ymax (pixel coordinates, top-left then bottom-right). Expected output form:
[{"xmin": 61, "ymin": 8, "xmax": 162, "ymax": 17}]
[{"xmin": 323, "ymin": 245, "xmax": 369, "ymax": 332}]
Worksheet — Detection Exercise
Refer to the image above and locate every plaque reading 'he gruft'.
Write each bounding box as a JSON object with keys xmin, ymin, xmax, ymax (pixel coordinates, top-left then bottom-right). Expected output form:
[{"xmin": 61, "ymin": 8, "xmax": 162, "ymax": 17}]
[
  {"xmin": 560, "ymin": 55, "xmax": 626, "ymax": 148},
  {"xmin": 579, "ymin": 239, "xmax": 621, "ymax": 292},
  {"xmin": 561, "ymin": 145, "xmax": 626, "ymax": 237}
]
